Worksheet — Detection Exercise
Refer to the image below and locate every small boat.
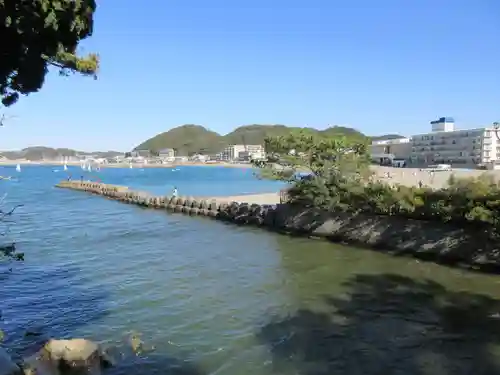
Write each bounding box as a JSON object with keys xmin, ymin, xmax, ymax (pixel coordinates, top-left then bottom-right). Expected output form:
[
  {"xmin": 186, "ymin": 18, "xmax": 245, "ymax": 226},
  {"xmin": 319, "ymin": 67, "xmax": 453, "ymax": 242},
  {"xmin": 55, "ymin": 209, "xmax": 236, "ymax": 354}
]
[
  {"xmin": 63, "ymin": 163, "xmax": 68, "ymax": 171},
  {"xmin": 0, "ymin": 176, "xmax": 12, "ymax": 180},
  {"xmin": 15, "ymin": 164, "xmax": 21, "ymax": 172},
  {"xmin": 129, "ymin": 164, "xmax": 133, "ymax": 169},
  {"xmin": 87, "ymin": 164, "xmax": 92, "ymax": 172}
]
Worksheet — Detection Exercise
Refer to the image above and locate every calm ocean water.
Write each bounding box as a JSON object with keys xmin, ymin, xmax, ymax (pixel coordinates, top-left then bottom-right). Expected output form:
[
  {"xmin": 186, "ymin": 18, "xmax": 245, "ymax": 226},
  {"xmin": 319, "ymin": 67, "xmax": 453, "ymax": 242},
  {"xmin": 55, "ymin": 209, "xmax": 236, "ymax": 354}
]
[{"xmin": 1, "ymin": 165, "xmax": 500, "ymax": 375}]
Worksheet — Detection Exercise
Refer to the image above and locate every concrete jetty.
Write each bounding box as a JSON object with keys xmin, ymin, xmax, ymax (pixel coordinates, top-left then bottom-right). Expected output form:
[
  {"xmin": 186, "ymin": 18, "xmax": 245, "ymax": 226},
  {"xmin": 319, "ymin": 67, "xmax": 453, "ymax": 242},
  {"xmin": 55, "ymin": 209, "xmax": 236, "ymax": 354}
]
[
  {"xmin": 56, "ymin": 180, "xmax": 500, "ymax": 273},
  {"xmin": 55, "ymin": 180, "xmax": 281, "ymax": 220}
]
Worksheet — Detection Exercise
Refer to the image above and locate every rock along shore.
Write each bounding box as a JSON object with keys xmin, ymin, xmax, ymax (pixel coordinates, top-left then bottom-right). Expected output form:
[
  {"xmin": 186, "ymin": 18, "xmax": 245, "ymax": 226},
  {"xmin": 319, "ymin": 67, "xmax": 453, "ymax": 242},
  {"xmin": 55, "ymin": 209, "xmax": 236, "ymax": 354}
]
[{"xmin": 56, "ymin": 181, "xmax": 500, "ymax": 273}]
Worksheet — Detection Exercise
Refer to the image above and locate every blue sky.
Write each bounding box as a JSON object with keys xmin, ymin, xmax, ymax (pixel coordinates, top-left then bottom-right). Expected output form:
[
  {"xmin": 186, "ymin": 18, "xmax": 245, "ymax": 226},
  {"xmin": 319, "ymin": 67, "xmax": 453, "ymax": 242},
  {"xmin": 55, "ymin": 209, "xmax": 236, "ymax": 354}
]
[{"xmin": 1, "ymin": 0, "xmax": 499, "ymax": 151}]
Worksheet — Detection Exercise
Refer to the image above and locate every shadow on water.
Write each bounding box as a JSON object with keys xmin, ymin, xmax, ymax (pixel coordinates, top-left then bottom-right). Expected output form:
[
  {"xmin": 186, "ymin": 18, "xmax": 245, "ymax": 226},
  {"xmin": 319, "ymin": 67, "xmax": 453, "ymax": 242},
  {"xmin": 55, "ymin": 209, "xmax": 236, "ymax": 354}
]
[
  {"xmin": 257, "ymin": 273, "xmax": 500, "ymax": 375},
  {"xmin": 107, "ymin": 353, "xmax": 205, "ymax": 375},
  {"xmin": 0, "ymin": 263, "xmax": 111, "ymax": 359},
  {"xmin": 0, "ymin": 263, "xmax": 206, "ymax": 374}
]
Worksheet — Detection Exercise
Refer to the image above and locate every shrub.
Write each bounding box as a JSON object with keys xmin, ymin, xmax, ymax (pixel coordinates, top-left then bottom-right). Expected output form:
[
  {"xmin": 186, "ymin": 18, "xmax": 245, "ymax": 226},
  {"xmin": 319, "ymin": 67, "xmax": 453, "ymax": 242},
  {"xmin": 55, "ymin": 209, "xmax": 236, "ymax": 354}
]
[
  {"xmin": 257, "ymin": 131, "xmax": 500, "ymax": 233},
  {"xmin": 286, "ymin": 173, "xmax": 500, "ymax": 231}
]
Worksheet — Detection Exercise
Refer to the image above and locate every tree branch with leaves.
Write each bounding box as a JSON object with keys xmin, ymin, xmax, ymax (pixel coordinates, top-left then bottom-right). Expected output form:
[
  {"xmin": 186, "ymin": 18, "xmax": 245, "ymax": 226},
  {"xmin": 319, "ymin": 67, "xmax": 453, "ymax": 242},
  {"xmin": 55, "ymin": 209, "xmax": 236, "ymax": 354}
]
[
  {"xmin": 254, "ymin": 131, "xmax": 371, "ymax": 207},
  {"xmin": 0, "ymin": 0, "xmax": 99, "ymax": 107},
  {"xmin": 0, "ymin": 193, "xmax": 24, "ymax": 261}
]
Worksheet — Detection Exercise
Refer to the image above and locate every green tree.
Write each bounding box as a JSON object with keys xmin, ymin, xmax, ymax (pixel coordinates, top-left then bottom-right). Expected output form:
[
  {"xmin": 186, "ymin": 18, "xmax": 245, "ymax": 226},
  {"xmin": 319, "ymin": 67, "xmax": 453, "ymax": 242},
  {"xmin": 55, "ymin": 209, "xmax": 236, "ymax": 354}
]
[
  {"xmin": 255, "ymin": 131, "xmax": 370, "ymax": 207},
  {"xmin": 0, "ymin": 0, "xmax": 99, "ymax": 107}
]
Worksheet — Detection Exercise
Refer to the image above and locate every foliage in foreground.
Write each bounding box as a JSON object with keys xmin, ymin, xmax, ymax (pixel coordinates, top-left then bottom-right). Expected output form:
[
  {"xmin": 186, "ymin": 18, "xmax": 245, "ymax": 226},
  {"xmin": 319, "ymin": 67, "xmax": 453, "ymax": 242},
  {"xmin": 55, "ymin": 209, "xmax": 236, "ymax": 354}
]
[
  {"xmin": 0, "ymin": 196, "xmax": 23, "ymax": 261},
  {"xmin": 0, "ymin": 0, "xmax": 98, "ymax": 107},
  {"xmin": 255, "ymin": 130, "xmax": 370, "ymax": 183},
  {"xmin": 289, "ymin": 174, "xmax": 500, "ymax": 227},
  {"xmin": 256, "ymin": 132, "xmax": 500, "ymax": 230}
]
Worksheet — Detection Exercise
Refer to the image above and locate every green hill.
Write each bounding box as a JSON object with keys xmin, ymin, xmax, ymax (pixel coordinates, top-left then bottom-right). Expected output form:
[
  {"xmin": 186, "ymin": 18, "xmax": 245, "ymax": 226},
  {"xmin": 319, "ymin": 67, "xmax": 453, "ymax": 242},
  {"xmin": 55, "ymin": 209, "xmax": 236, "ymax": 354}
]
[
  {"xmin": 134, "ymin": 124, "xmax": 225, "ymax": 156},
  {"xmin": 135, "ymin": 124, "xmax": 382, "ymax": 156}
]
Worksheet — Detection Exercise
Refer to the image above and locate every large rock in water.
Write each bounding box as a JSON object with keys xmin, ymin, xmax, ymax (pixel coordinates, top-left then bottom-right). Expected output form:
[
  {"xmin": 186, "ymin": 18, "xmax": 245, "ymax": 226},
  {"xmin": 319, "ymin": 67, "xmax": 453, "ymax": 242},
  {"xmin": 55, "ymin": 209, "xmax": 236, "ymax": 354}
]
[
  {"xmin": 23, "ymin": 338, "xmax": 113, "ymax": 375},
  {"xmin": 0, "ymin": 347, "xmax": 20, "ymax": 375}
]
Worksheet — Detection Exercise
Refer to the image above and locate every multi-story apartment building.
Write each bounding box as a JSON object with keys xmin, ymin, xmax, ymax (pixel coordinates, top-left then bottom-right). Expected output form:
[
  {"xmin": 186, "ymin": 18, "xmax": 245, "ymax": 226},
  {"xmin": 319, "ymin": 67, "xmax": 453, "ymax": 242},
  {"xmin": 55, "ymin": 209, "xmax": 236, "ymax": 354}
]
[
  {"xmin": 410, "ymin": 117, "xmax": 499, "ymax": 166},
  {"xmin": 221, "ymin": 144, "xmax": 265, "ymax": 161},
  {"xmin": 369, "ymin": 138, "xmax": 412, "ymax": 164}
]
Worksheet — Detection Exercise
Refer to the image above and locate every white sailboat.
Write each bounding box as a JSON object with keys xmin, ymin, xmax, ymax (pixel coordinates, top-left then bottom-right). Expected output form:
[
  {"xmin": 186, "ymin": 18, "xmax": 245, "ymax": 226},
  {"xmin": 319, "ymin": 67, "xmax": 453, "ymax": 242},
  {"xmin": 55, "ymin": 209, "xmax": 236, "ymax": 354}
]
[
  {"xmin": 87, "ymin": 164, "xmax": 92, "ymax": 172},
  {"xmin": 129, "ymin": 163, "xmax": 133, "ymax": 169},
  {"xmin": 63, "ymin": 163, "xmax": 68, "ymax": 171},
  {"xmin": 15, "ymin": 164, "xmax": 21, "ymax": 172}
]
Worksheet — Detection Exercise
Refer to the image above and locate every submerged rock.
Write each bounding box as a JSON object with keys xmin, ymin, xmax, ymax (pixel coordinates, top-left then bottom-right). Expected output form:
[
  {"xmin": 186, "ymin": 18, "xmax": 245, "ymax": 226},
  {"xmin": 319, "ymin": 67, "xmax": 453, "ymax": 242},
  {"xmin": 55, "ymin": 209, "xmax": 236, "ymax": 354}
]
[{"xmin": 23, "ymin": 338, "xmax": 113, "ymax": 375}]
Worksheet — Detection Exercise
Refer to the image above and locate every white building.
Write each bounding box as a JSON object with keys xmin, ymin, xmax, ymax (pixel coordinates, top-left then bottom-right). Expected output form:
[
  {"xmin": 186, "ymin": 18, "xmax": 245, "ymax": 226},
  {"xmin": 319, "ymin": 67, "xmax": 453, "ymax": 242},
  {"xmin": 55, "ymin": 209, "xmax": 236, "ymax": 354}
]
[
  {"xmin": 158, "ymin": 148, "xmax": 175, "ymax": 158},
  {"xmin": 410, "ymin": 117, "xmax": 499, "ymax": 167},
  {"xmin": 190, "ymin": 154, "xmax": 207, "ymax": 162},
  {"xmin": 221, "ymin": 144, "xmax": 265, "ymax": 161},
  {"xmin": 369, "ymin": 138, "xmax": 412, "ymax": 165}
]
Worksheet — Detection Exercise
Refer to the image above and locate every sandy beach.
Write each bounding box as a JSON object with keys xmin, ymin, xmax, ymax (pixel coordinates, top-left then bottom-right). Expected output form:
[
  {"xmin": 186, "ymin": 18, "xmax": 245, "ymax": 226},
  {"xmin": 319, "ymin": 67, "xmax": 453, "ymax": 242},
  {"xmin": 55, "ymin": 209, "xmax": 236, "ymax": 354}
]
[{"xmin": 370, "ymin": 165, "xmax": 499, "ymax": 189}]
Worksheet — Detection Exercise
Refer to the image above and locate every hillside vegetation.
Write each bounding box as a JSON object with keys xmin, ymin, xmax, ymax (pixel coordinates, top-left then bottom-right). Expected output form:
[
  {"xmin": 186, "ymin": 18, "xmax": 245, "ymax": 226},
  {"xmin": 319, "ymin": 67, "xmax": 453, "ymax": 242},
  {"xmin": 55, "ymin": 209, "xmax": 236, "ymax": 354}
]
[{"xmin": 135, "ymin": 124, "xmax": 400, "ymax": 155}]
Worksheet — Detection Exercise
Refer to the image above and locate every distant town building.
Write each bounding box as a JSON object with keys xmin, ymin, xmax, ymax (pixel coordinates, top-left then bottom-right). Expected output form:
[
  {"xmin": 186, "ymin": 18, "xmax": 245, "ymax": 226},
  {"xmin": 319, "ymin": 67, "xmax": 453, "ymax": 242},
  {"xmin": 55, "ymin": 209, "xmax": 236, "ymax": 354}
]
[
  {"xmin": 368, "ymin": 117, "xmax": 500, "ymax": 168},
  {"xmin": 410, "ymin": 117, "xmax": 499, "ymax": 167},
  {"xmin": 190, "ymin": 154, "xmax": 207, "ymax": 162},
  {"xmin": 129, "ymin": 149, "xmax": 151, "ymax": 158},
  {"xmin": 369, "ymin": 138, "xmax": 412, "ymax": 165},
  {"xmin": 222, "ymin": 144, "xmax": 265, "ymax": 161},
  {"xmin": 430, "ymin": 117, "xmax": 455, "ymax": 132},
  {"xmin": 158, "ymin": 148, "xmax": 175, "ymax": 158}
]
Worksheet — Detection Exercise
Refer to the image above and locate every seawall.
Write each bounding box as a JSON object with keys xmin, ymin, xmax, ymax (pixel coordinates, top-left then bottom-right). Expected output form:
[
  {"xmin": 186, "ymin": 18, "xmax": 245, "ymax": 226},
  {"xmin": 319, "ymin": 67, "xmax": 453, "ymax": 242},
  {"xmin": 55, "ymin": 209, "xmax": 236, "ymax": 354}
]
[{"xmin": 56, "ymin": 181, "xmax": 500, "ymax": 273}]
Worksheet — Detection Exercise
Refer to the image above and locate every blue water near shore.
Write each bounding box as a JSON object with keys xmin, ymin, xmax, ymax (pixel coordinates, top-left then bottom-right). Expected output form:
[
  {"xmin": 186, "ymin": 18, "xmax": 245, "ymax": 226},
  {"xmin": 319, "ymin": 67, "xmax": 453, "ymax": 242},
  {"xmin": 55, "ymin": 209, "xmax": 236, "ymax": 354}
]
[
  {"xmin": 1, "ymin": 165, "xmax": 500, "ymax": 375},
  {"xmin": 60, "ymin": 165, "xmax": 285, "ymax": 197}
]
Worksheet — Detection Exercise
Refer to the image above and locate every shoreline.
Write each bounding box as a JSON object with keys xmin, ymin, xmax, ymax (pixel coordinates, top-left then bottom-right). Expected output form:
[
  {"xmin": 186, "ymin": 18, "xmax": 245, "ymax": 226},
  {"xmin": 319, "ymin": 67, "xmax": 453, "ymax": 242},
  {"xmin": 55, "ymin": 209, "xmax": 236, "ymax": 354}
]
[
  {"xmin": 56, "ymin": 180, "xmax": 500, "ymax": 274},
  {"xmin": 0, "ymin": 160, "xmax": 254, "ymax": 169}
]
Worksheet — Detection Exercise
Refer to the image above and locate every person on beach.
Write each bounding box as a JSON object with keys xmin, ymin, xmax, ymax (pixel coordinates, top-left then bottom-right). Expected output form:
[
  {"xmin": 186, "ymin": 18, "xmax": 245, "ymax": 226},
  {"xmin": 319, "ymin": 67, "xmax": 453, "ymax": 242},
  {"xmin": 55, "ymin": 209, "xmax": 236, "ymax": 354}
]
[{"xmin": 172, "ymin": 186, "xmax": 178, "ymax": 197}]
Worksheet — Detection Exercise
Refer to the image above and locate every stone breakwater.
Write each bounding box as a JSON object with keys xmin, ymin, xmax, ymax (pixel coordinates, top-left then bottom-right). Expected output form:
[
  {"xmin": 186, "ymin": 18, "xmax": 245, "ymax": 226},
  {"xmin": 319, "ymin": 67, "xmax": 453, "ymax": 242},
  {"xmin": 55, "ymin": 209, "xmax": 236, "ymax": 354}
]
[
  {"xmin": 55, "ymin": 181, "xmax": 277, "ymax": 221},
  {"xmin": 56, "ymin": 181, "xmax": 500, "ymax": 273}
]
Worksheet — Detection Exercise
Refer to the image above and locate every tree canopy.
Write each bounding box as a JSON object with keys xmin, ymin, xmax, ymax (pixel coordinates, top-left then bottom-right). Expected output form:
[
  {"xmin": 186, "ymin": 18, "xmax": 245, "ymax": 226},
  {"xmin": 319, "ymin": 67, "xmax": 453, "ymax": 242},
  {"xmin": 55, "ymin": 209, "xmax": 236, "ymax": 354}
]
[
  {"xmin": 256, "ymin": 130, "xmax": 369, "ymax": 180},
  {"xmin": 0, "ymin": 0, "xmax": 99, "ymax": 107}
]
